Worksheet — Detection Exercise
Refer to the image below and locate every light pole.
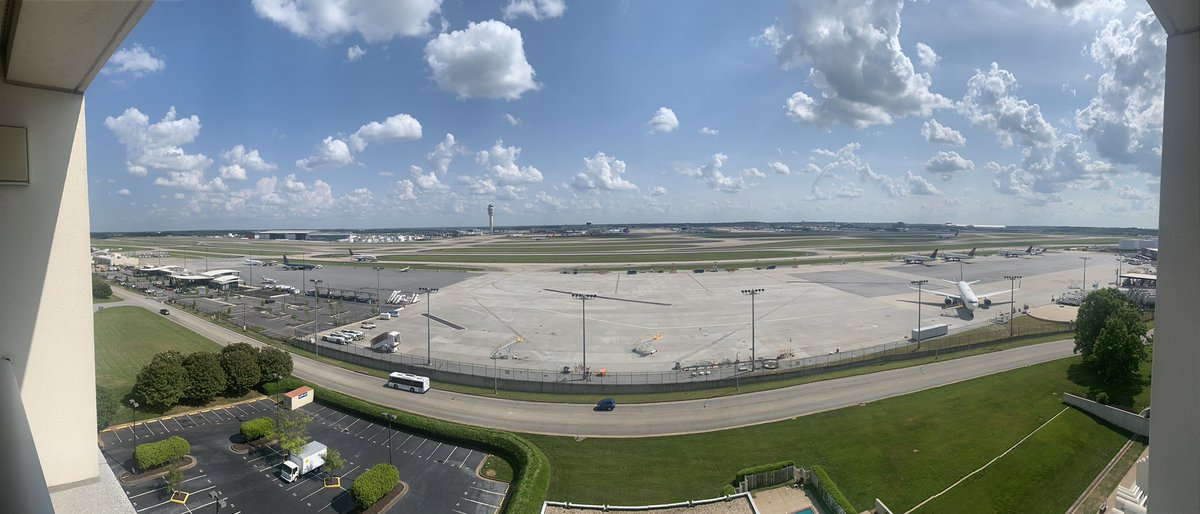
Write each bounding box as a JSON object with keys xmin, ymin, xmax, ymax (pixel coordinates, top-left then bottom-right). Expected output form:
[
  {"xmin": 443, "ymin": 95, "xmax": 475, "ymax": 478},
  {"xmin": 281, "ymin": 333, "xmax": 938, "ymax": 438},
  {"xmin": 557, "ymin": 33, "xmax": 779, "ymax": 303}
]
[
  {"xmin": 1003, "ymin": 275, "xmax": 1021, "ymax": 337},
  {"xmin": 572, "ymin": 293, "xmax": 597, "ymax": 379},
  {"xmin": 735, "ymin": 351, "xmax": 740, "ymax": 391},
  {"xmin": 128, "ymin": 399, "xmax": 139, "ymax": 422},
  {"xmin": 419, "ymin": 287, "xmax": 439, "ymax": 365},
  {"xmin": 381, "ymin": 412, "xmax": 396, "ymax": 466},
  {"xmin": 309, "ymin": 279, "xmax": 323, "ymax": 357},
  {"xmin": 910, "ymin": 280, "xmax": 928, "ymax": 348},
  {"xmin": 1080, "ymin": 256, "xmax": 1091, "ymax": 291},
  {"xmin": 372, "ymin": 267, "xmax": 385, "ymax": 314},
  {"xmin": 741, "ymin": 288, "xmax": 764, "ymax": 370}
]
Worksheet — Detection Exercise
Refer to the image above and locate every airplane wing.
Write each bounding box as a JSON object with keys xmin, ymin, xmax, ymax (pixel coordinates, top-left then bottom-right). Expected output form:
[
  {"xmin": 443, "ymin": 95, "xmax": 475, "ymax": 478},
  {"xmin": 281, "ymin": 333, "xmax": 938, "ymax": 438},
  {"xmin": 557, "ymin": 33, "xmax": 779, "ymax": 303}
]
[
  {"xmin": 910, "ymin": 287, "xmax": 960, "ymax": 300},
  {"xmin": 975, "ymin": 289, "xmax": 1013, "ymax": 298}
]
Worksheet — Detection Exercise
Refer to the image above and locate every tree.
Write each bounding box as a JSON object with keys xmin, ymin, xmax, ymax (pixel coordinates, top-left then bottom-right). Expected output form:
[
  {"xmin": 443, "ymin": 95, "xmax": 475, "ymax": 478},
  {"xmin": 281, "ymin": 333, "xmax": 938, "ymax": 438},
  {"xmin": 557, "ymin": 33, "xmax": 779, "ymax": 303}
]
[
  {"xmin": 257, "ymin": 347, "xmax": 293, "ymax": 383},
  {"xmin": 275, "ymin": 410, "xmax": 315, "ymax": 456},
  {"xmin": 1092, "ymin": 315, "xmax": 1149, "ymax": 385},
  {"xmin": 92, "ymin": 278, "xmax": 113, "ymax": 299},
  {"xmin": 182, "ymin": 352, "xmax": 227, "ymax": 404},
  {"xmin": 220, "ymin": 349, "xmax": 260, "ymax": 395},
  {"xmin": 1073, "ymin": 288, "xmax": 1145, "ymax": 360},
  {"xmin": 165, "ymin": 465, "xmax": 183, "ymax": 494},
  {"xmin": 222, "ymin": 342, "xmax": 258, "ymax": 356},
  {"xmin": 96, "ymin": 386, "xmax": 119, "ymax": 430},
  {"xmin": 133, "ymin": 351, "xmax": 189, "ymax": 410},
  {"xmin": 325, "ymin": 448, "xmax": 345, "ymax": 480}
]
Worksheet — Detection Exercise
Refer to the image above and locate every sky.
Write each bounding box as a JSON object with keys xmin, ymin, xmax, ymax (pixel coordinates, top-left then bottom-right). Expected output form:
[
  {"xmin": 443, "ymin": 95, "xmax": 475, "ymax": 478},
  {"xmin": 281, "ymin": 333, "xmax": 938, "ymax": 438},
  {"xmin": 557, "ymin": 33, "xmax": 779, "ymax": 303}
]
[{"xmin": 86, "ymin": 0, "xmax": 1167, "ymax": 231}]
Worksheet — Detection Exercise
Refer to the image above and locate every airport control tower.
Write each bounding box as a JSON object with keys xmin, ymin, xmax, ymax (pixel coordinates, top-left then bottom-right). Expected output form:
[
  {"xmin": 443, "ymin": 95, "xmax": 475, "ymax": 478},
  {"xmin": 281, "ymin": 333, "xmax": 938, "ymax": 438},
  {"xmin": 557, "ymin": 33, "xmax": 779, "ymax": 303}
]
[{"xmin": 487, "ymin": 203, "xmax": 495, "ymax": 235}]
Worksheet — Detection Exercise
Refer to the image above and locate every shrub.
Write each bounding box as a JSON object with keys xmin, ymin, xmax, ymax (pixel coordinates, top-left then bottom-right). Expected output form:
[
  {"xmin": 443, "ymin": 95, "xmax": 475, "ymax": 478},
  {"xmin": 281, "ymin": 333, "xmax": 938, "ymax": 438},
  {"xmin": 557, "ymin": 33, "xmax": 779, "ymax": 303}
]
[
  {"xmin": 351, "ymin": 463, "xmax": 400, "ymax": 509},
  {"xmin": 731, "ymin": 460, "xmax": 794, "ymax": 486},
  {"xmin": 134, "ymin": 436, "xmax": 191, "ymax": 472},
  {"xmin": 96, "ymin": 386, "xmax": 119, "ymax": 430},
  {"xmin": 1095, "ymin": 391, "xmax": 1111, "ymax": 405},
  {"xmin": 810, "ymin": 465, "xmax": 856, "ymax": 514},
  {"xmin": 719, "ymin": 484, "xmax": 736, "ymax": 496},
  {"xmin": 240, "ymin": 417, "xmax": 275, "ymax": 442},
  {"xmin": 93, "ymin": 279, "xmax": 113, "ymax": 299}
]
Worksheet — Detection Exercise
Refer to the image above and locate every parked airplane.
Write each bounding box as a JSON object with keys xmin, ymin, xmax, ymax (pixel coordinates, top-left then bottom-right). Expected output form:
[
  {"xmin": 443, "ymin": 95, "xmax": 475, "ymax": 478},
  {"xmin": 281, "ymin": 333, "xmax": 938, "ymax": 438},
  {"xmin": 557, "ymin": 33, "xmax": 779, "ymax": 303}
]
[
  {"xmin": 397, "ymin": 266, "xmax": 410, "ymax": 272},
  {"xmin": 915, "ymin": 279, "xmax": 1016, "ymax": 313},
  {"xmin": 942, "ymin": 248, "xmax": 977, "ymax": 262},
  {"xmin": 281, "ymin": 255, "xmax": 322, "ymax": 270},
  {"xmin": 349, "ymin": 249, "xmax": 378, "ymax": 262},
  {"xmin": 901, "ymin": 249, "xmax": 939, "ymax": 264},
  {"xmin": 999, "ymin": 246, "xmax": 1034, "ymax": 258},
  {"xmin": 937, "ymin": 230, "xmax": 960, "ymax": 240},
  {"xmin": 244, "ymin": 257, "xmax": 264, "ymax": 266},
  {"xmin": 260, "ymin": 277, "xmax": 277, "ymax": 284}
]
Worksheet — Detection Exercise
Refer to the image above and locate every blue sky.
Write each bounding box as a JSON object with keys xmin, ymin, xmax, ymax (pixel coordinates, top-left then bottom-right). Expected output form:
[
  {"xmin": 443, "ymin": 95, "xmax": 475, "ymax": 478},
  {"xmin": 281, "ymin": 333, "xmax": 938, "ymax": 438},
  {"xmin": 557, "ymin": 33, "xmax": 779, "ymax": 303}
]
[{"xmin": 87, "ymin": 0, "xmax": 1165, "ymax": 231}]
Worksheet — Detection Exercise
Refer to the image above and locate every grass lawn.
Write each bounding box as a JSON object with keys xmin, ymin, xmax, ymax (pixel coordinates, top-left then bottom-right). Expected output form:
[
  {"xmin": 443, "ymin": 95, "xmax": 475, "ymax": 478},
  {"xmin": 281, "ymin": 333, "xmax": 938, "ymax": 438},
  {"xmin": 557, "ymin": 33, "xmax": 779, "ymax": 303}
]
[
  {"xmin": 480, "ymin": 455, "xmax": 514, "ymax": 482},
  {"xmin": 524, "ymin": 356, "xmax": 1139, "ymax": 512},
  {"xmin": 379, "ymin": 250, "xmax": 813, "ymax": 264},
  {"xmin": 93, "ymin": 295, "xmax": 124, "ymax": 304}
]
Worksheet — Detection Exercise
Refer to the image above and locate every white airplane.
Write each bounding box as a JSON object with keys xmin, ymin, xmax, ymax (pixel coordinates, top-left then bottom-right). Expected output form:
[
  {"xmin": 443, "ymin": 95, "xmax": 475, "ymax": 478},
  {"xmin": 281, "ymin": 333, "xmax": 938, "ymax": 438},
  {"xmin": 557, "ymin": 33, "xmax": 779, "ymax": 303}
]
[
  {"xmin": 901, "ymin": 249, "xmax": 939, "ymax": 264},
  {"xmin": 397, "ymin": 266, "xmax": 410, "ymax": 272},
  {"xmin": 998, "ymin": 246, "xmax": 1033, "ymax": 258},
  {"xmin": 260, "ymin": 277, "xmax": 277, "ymax": 284},
  {"xmin": 916, "ymin": 279, "xmax": 1015, "ymax": 312},
  {"xmin": 349, "ymin": 248, "xmax": 378, "ymax": 262},
  {"xmin": 941, "ymin": 248, "xmax": 977, "ymax": 261},
  {"xmin": 244, "ymin": 257, "xmax": 265, "ymax": 266}
]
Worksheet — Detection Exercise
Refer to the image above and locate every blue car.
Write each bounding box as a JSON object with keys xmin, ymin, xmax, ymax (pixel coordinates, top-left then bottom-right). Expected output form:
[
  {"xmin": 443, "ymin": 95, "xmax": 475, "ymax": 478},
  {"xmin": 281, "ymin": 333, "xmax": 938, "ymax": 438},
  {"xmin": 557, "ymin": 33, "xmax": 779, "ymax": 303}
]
[{"xmin": 594, "ymin": 398, "xmax": 616, "ymax": 411}]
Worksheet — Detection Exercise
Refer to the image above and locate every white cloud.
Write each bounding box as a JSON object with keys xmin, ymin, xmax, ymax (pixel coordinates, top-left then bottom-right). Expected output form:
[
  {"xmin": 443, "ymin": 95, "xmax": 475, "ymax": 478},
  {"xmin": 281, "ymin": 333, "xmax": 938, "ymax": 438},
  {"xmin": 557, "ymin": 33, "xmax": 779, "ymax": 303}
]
[
  {"xmin": 649, "ymin": 186, "xmax": 667, "ymax": 197},
  {"xmin": 346, "ymin": 45, "xmax": 366, "ymax": 62},
  {"xmin": 424, "ymin": 20, "xmax": 539, "ymax": 100},
  {"xmin": 251, "ymin": 0, "xmax": 442, "ymax": 42},
  {"xmin": 1075, "ymin": 11, "xmax": 1165, "ymax": 163},
  {"xmin": 572, "ymin": 152, "xmax": 638, "ymax": 191},
  {"xmin": 116, "ymin": 188, "xmax": 131, "ymax": 196},
  {"xmin": 503, "ymin": 0, "xmax": 565, "ymax": 20},
  {"xmin": 475, "ymin": 139, "xmax": 543, "ymax": 184},
  {"xmin": 154, "ymin": 170, "xmax": 228, "ymax": 192},
  {"xmin": 905, "ymin": 170, "xmax": 942, "ymax": 195},
  {"xmin": 807, "ymin": 142, "xmax": 906, "ymax": 198},
  {"xmin": 427, "ymin": 133, "xmax": 463, "ymax": 176},
  {"xmin": 222, "ymin": 145, "xmax": 277, "ymax": 172},
  {"xmin": 835, "ymin": 183, "xmax": 865, "ymax": 198},
  {"xmin": 742, "ymin": 168, "xmax": 766, "ymax": 178},
  {"xmin": 505, "ymin": 113, "xmax": 523, "ymax": 126},
  {"xmin": 914, "ymin": 42, "xmax": 940, "ymax": 68},
  {"xmin": 349, "ymin": 113, "xmax": 422, "ymax": 152},
  {"xmin": 1025, "ymin": 0, "xmax": 1126, "ymax": 24},
  {"xmin": 988, "ymin": 161, "xmax": 1063, "ymax": 206},
  {"xmin": 410, "ymin": 165, "xmax": 448, "ymax": 191},
  {"xmin": 296, "ymin": 136, "xmax": 354, "ymax": 171},
  {"xmin": 218, "ymin": 165, "xmax": 248, "ymax": 181},
  {"xmin": 104, "ymin": 107, "xmax": 213, "ymax": 175},
  {"xmin": 920, "ymin": 119, "xmax": 966, "ymax": 147},
  {"xmin": 958, "ymin": 62, "xmax": 1057, "ymax": 148},
  {"xmin": 699, "ymin": 127, "xmax": 719, "ymax": 136},
  {"xmin": 763, "ymin": 0, "xmax": 949, "ymax": 128},
  {"xmin": 680, "ymin": 153, "xmax": 746, "ymax": 193},
  {"xmin": 924, "ymin": 151, "xmax": 975, "ymax": 180},
  {"xmin": 767, "ymin": 162, "xmax": 791, "ymax": 175},
  {"xmin": 647, "ymin": 107, "xmax": 679, "ymax": 134},
  {"xmin": 102, "ymin": 44, "xmax": 165, "ymax": 77},
  {"xmin": 392, "ymin": 179, "xmax": 418, "ymax": 200}
]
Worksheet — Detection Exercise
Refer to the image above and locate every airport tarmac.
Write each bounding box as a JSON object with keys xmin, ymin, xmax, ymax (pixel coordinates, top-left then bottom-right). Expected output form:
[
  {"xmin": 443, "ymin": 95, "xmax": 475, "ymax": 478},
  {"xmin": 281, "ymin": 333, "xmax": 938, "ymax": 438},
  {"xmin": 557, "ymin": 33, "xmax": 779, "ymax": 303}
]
[{"xmin": 347, "ymin": 250, "xmax": 1122, "ymax": 372}]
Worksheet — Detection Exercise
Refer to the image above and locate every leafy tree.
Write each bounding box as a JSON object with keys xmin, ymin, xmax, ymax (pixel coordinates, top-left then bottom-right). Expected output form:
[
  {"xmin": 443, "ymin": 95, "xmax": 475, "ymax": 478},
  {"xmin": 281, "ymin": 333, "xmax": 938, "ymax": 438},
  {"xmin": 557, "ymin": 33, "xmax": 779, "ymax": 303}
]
[
  {"xmin": 165, "ymin": 465, "xmax": 183, "ymax": 494},
  {"xmin": 1091, "ymin": 315, "xmax": 1149, "ymax": 385},
  {"xmin": 222, "ymin": 342, "xmax": 258, "ymax": 356},
  {"xmin": 133, "ymin": 351, "xmax": 189, "ymax": 410},
  {"xmin": 325, "ymin": 448, "xmax": 345, "ymax": 479},
  {"xmin": 220, "ymin": 349, "xmax": 260, "ymax": 395},
  {"xmin": 276, "ymin": 410, "xmax": 315, "ymax": 456},
  {"xmin": 1073, "ymin": 288, "xmax": 1145, "ymax": 360},
  {"xmin": 96, "ymin": 386, "xmax": 119, "ymax": 430},
  {"xmin": 92, "ymin": 278, "xmax": 113, "ymax": 299},
  {"xmin": 182, "ymin": 352, "xmax": 226, "ymax": 404},
  {"xmin": 257, "ymin": 347, "xmax": 293, "ymax": 383}
]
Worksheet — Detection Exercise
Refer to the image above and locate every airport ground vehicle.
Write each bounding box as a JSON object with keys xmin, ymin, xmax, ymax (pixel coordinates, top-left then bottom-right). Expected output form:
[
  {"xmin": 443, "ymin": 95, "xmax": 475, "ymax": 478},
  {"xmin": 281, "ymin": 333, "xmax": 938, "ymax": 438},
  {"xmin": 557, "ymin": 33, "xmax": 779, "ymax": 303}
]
[
  {"xmin": 386, "ymin": 372, "xmax": 430, "ymax": 393},
  {"xmin": 279, "ymin": 441, "xmax": 327, "ymax": 483},
  {"xmin": 595, "ymin": 398, "xmax": 617, "ymax": 411}
]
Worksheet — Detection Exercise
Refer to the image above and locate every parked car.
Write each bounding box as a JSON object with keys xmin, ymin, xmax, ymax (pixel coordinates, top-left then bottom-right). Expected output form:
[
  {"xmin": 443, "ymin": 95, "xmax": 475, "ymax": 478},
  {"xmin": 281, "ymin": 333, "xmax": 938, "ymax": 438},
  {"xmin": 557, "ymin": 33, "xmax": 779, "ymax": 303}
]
[
  {"xmin": 159, "ymin": 309, "xmax": 170, "ymax": 315},
  {"xmin": 361, "ymin": 322, "xmax": 377, "ymax": 329},
  {"xmin": 594, "ymin": 398, "xmax": 617, "ymax": 411}
]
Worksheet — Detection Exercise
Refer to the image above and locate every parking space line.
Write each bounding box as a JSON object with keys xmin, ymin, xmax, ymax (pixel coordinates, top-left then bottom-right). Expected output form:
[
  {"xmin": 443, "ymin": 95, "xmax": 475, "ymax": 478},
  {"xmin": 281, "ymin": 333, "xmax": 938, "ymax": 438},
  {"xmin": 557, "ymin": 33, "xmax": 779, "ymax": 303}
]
[
  {"xmin": 426, "ymin": 442, "xmax": 442, "ymax": 460},
  {"xmin": 233, "ymin": 404, "xmax": 250, "ymax": 416},
  {"xmin": 363, "ymin": 425, "xmax": 385, "ymax": 441},
  {"xmin": 445, "ymin": 446, "xmax": 457, "ymax": 463},
  {"xmin": 329, "ymin": 413, "xmax": 349, "ymax": 428},
  {"xmin": 158, "ymin": 419, "xmax": 171, "ymax": 433},
  {"xmin": 286, "ymin": 473, "xmax": 322, "ymax": 491},
  {"xmin": 460, "ymin": 497, "xmax": 501, "ymax": 509},
  {"xmin": 113, "ymin": 429, "xmax": 123, "ymax": 443},
  {"xmin": 173, "ymin": 417, "xmax": 185, "ymax": 430},
  {"xmin": 185, "ymin": 413, "xmax": 199, "ymax": 426},
  {"xmin": 220, "ymin": 407, "xmax": 235, "ymax": 420},
  {"xmin": 196, "ymin": 410, "xmax": 211, "ymax": 423},
  {"xmin": 452, "ymin": 510, "xmax": 470, "ymax": 514},
  {"xmin": 459, "ymin": 450, "xmax": 473, "ymax": 468},
  {"xmin": 134, "ymin": 499, "xmax": 170, "ymax": 512},
  {"xmin": 246, "ymin": 447, "xmax": 283, "ymax": 464},
  {"xmin": 470, "ymin": 486, "xmax": 506, "ymax": 496},
  {"xmin": 409, "ymin": 438, "xmax": 427, "ymax": 454},
  {"xmin": 317, "ymin": 491, "xmax": 347, "ymax": 512},
  {"xmin": 342, "ymin": 419, "xmax": 360, "ymax": 432},
  {"xmin": 129, "ymin": 475, "xmax": 208, "ymax": 499}
]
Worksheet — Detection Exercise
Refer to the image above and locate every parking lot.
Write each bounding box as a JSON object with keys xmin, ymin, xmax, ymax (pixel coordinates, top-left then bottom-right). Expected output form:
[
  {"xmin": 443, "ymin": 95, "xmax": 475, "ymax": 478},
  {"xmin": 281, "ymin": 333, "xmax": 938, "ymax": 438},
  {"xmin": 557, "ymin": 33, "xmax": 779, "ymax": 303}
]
[{"xmin": 99, "ymin": 397, "xmax": 508, "ymax": 514}]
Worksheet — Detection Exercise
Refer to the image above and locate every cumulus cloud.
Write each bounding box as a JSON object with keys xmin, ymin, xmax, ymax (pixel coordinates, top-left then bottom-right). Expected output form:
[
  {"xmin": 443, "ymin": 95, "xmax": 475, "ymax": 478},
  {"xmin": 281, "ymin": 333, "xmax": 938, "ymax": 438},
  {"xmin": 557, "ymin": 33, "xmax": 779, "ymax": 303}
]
[
  {"xmin": 425, "ymin": 20, "xmax": 539, "ymax": 100},
  {"xmin": 104, "ymin": 107, "xmax": 213, "ymax": 175},
  {"xmin": 427, "ymin": 133, "xmax": 464, "ymax": 176},
  {"xmin": 924, "ymin": 151, "xmax": 975, "ymax": 180},
  {"xmin": 572, "ymin": 152, "xmax": 638, "ymax": 191},
  {"xmin": 958, "ymin": 62, "xmax": 1057, "ymax": 148},
  {"xmin": 767, "ymin": 162, "xmax": 791, "ymax": 175},
  {"xmin": 475, "ymin": 140, "xmax": 543, "ymax": 184},
  {"xmin": 914, "ymin": 42, "xmax": 940, "ymax": 68},
  {"xmin": 1075, "ymin": 11, "xmax": 1165, "ymax": 163},
  {"xmin": 647, "ymin": 107, "xmax": 680, "ymax": 134},
  {"xmin": 503, "ymin": 0, "xmax": 565, "ymax": 20},
  {"xmin": 742, "ymin": 168, "xmax": 766, "ymax": 178},
  {"xmin": 505, "ymin": 113, "xmax": 523, "ymax": 126},
  {"xmin": 102, "ymin": 44, "xmax": 165, "ymax": 77},
  {"xmin": 128, "ymin": 166, "xmax": 148, "ymax": 177},
  {"xmin": 116, "ymin": 188, "xmax": 131, "ymax": 196},
  {"xmin": 649, "ymin": 186, "xmax": 667, "ymax": 197},
  {"xmin": 346, "ymin": 45, "xmax": 366, "ymax": 62},
  {"xmin": 699, "ymin": 127, "xmax": 719, "ymax": 136},
  {"xmin": 296, "ymin": 136, "xmax": 354, "ymax": 171},
  {"xmin": 680, "ymin": 153, "xmax": 746, "ymax": 193},
  {"xmin": 410, "ymin": 165, "xmax": 448, "ymax": 191},
  {"xmin": 807, "ymin": 142, "xmax": 907, "ymax": 198},
  {"xmin": 349, "ymin": 113, "xmax": 422, "ymax": 152},
  {"xmin": 905, "ymin": 170, "xmax": 942, "ymax": 195},
  {"xmin": 921, "ymin": 119, "xmax": 966, "ymax": 147},
  {"xmin": 251, "ymin": 0, "xmax": 442, "ymax": 42},
  {"xmin": 392, "ymin": 179, "xmax": 418, "ymax": 200},
  {"xmin": 1025, "ymin": 0, "xmax": 1126, "ymax": 24},
  {"xmin": 218, "ymin": 165, "xmax": 248, "ymax": 181},
  {"xmin": 988, "ymin": 161, "xmax": 1063, "ymax": 206},
  {"xmin": 154, "ymin": 170, "xmax": 228, "ymax": 192},
  {"xmin": 761, "ymin": 0, "xmax": 949, "ymax": 128},
  {"xmin": 222, "ymin": 145, "xmax": 277, "ymax": 172}
]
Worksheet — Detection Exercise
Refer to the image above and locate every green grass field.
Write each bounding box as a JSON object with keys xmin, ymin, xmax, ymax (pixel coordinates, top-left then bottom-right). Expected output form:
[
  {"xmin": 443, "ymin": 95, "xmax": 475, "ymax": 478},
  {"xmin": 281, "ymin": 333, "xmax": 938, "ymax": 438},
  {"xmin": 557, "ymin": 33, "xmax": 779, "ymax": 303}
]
[
  {"xmin": 380, "ymin": 250, "xmax": 814, "ymax": 264},
  {"xmin": 524, "ymin": 356, "xmax": 1139, "ymax": 512}
]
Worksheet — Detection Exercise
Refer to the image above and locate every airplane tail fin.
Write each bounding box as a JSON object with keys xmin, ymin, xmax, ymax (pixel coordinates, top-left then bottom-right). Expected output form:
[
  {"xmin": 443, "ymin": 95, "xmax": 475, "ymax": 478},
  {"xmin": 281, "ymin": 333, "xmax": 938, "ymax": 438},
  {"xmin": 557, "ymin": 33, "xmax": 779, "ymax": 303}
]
[
  {"xmin": 968, "ymin": 248, "xmax": 976, "ymax": 257},
  {"xmin": 283, "ymin": 255, "xmax": 289, "ymax": 263},
  {"xmin": 349, "ymin": 248, "xmax": 354, "ymax": 255},
  {"xmin": 1026, "ymin": 246, "xmax": 1033, "ymax": 253},
  {"xmin": 930, "ymin": 249, "xmax": 939, "ymax": 258}
]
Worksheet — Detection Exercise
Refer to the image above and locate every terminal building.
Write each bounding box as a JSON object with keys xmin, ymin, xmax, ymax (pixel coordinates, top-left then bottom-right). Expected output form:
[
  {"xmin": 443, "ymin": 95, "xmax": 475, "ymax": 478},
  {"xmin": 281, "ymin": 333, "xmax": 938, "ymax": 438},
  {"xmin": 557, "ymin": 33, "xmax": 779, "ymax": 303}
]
[{"xmin": 249, "ymin": 230, "xmax": 350, "ymax": 241}]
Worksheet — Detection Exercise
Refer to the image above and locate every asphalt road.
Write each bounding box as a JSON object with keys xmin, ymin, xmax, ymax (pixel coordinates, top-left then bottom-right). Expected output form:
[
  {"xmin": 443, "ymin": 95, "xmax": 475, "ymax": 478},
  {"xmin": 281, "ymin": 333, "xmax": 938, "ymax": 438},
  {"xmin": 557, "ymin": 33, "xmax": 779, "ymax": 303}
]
[{"xmin": 113, "ymin": 288, "xmax": 1076, "ymax": 437}]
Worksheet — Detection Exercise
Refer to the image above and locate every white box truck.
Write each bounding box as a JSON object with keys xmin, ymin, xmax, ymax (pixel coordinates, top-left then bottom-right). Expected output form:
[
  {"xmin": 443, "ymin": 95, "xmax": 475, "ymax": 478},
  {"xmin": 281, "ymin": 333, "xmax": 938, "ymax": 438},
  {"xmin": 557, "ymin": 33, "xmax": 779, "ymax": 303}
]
[
  {"xmin": 371, "ymin": 331, "xmax": 401, "ymax": 353},
  {"xmin": 279, "ymin": 441, "xmax": 327, "ymax": 483}
]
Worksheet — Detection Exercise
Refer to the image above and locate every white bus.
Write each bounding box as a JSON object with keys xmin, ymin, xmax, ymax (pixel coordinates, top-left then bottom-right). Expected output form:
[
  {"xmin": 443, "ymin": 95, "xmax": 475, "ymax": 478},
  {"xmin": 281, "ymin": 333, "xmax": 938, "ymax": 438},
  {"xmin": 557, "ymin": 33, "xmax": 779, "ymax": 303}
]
[{"xmin": 385, "ymin": 372, "xmax": 430, "ymax": 393}]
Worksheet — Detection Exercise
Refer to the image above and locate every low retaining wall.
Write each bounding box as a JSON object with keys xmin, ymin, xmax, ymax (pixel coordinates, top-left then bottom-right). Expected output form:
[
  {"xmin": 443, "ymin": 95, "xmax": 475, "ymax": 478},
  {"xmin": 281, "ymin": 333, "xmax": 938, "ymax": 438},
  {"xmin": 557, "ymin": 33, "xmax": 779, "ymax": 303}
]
[
  {"xmin": 541, "ymin": 492, "xmax": 760, "ymax": 513},
  {"xmin": 1062, "ymin": 393, "xmax": 1149, "ymax": 437}
]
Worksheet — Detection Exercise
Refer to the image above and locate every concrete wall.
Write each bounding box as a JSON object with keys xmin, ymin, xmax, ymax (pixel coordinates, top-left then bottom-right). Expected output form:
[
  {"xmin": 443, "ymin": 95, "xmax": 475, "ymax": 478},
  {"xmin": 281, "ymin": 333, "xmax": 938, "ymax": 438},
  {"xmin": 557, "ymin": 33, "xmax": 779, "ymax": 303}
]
[
  {"xmin": 1062, "ymin": 393, "xmax": 1149, "ymax": 437},
  {"xmin": 0, "ymin": 81, "xmax": 96, "ymax": 489}
]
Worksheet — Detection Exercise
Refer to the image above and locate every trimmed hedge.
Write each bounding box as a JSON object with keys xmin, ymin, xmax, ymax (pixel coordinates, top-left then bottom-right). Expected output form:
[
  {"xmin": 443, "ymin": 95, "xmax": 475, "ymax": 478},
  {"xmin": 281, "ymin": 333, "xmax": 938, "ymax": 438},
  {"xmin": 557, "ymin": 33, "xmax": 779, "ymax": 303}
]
[
  {"xmin": 240, "ymin": 417, "xmax": 275, "ymax": 441},
  {"xmin": 810, "ymin": 465, "xmax": 856, "ymax": 514},
  {"xmin": 263, "ymin": 378, "xmax": 550, "ymax": 514},
  {"xmin": 351, "ymin": 463, "xmax": 400, "ymax": 509},
  {"xmin": 134, "ymin": 436, "xmax": 190, "ymax": 472},
  {"xmin": 731, "ymin": 459, "xmax": 794, "ymax": 486}
]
